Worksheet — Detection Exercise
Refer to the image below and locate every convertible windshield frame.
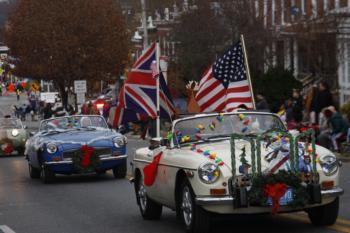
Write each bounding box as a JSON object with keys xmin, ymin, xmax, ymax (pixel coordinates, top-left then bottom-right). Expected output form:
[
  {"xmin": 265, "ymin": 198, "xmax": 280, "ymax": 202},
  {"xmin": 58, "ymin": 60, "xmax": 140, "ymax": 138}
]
[
  {"xmin": 39, "ymin": 115, "xmax": 108, "ymax": 132},
  {"xmin": 171, "ymin": 112, "xmax": 286, "ymax": 147},
  {"xmin": 0, "ymin": 118, "xmax": 23, "ymax": 129}
]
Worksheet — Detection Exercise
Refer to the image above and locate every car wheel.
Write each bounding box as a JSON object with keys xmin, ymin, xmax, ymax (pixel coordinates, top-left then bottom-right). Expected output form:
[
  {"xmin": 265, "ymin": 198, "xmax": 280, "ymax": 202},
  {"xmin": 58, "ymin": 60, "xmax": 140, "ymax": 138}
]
[
  {"xmin": 41, "ymin": 165, "xmax": 55, "ymax": 184},
  {"xmin": 113, "ymin": 160, "xmax": 127, "ymax": 179},
  {"xmin": 181, "ymin": 179, "xmax": 211, "ymax": 233},
  {"xmin": 17, "ymin": 148, "xmax": 25, "ymax": 156},
  {"xmin": 307, "ymin": 197, "xmax": 339, "ymax": 226},
  {"xmin": 29, "ymin": 164, "xmax": 41, "ymax": 179},
  {"xmin": 135, "ymin": 174, "xmax": 162, "ymax": 220}
]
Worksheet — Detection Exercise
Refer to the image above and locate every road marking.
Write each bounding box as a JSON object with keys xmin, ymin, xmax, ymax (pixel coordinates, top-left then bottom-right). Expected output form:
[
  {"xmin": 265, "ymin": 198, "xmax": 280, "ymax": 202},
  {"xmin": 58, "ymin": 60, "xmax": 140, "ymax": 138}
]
[
  {"xmin": 283, "ymin": 214, "xmax": 350, "ymax": 233},
  {"xmin": 0, "ymin": 225, "xmax": 16, "ymax": 233}
]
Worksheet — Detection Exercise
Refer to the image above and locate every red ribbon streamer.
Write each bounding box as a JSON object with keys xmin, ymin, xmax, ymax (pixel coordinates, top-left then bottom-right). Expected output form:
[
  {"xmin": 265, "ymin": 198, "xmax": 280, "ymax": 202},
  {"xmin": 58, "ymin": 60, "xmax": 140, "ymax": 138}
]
[
  {"xmin": 143, "ymin": 152, "xmax": 163, "ymax": 186},
  {"xmin": 264, "ymin": 182, "xmax": 287, "ymax": 215},
  {"xmin": 80, "ymin": 145, "xmax": 94, "ymax": 167}
]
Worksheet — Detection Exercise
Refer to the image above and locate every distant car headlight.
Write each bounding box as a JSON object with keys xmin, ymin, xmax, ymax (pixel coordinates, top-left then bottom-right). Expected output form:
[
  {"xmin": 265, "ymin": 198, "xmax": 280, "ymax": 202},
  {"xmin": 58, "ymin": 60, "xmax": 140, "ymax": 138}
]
[
  {"xmin": 113, "ymin": 136, "xmax": 126, "ymax": 148},
  {"xmin": 198, "ymin": 163, "xmax": 220, "ymax": 184},
  {"xmin": 11, "ymin": 129, "xmax": 19, "ymax": 137},
  {"xmin": 46, "ymin": 143, "xmax": 58, "ymax": 154},
  {"xmin": 320, "ymin": 155, "xmax": 339, "ymax": 176}
]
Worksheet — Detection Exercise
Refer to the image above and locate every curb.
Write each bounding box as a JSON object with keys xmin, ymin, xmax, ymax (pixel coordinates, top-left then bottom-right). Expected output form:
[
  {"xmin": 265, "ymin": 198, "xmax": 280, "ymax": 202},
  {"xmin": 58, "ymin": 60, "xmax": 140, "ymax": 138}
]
[{"xmin": 335, "ymin": 153, "xmax": 350, "ymax": 162}]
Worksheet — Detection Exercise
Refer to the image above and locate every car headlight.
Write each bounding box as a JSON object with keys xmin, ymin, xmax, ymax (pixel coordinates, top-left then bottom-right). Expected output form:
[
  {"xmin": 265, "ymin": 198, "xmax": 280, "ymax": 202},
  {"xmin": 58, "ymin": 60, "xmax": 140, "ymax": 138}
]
[
  {"xmin": 46, "ymin": 143, "xmax": 58, "ymax": 154},
  {"xmin": 320, "ymin": 155, "xmax": 339, "ymax": 176},
  {"xmin": 113, "ymin": 136, "xmax": 126, "ymax": 148},
  {"xmin": 198, "ymin": 162, "xmax": 220, "ymax": 184},
  {"xmin": 11, "ymin": 129, "xmax": 19, "ymax": 137}
]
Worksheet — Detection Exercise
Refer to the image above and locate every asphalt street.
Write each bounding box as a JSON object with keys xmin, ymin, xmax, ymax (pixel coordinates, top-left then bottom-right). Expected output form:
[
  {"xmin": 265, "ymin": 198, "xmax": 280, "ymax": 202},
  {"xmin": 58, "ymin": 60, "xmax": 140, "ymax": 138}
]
[
  {"xmin": 0, "ymin": 94, "xmax": 349, "ymax": 233},
  {"xmin": 0, "ymin": 138, "xmax": 348, "ymax": 233}
]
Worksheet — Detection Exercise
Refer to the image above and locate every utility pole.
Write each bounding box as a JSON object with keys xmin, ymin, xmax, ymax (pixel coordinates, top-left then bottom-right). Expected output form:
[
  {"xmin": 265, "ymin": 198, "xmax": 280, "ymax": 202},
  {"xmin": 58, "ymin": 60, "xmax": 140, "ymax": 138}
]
[{"xmin": 141, "ymin": 0, "xmax": 148, "ymax": 49}]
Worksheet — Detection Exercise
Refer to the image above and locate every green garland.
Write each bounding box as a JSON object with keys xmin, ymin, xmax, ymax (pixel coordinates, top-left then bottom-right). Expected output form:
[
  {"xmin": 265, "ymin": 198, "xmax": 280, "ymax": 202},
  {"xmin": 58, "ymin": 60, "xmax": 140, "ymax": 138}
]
[
  {"xmin": 72, "ymin": 148, "xmax": 101, "ymax": 173},
  {"xmin": 249, "ymin": 170, "xmax": 310, "ymax": 208}
]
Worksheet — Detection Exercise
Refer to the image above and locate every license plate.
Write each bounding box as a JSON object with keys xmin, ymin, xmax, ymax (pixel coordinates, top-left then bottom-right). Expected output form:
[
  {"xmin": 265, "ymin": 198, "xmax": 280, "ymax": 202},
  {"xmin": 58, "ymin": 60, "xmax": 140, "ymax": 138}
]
[{"xmin": 267, "ymin": 188, "xmax": 293, "ymax": 206}]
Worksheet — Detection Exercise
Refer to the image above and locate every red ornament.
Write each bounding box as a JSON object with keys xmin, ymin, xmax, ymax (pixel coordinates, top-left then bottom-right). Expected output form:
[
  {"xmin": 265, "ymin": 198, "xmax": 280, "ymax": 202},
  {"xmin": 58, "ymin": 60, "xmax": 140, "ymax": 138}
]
[
  {"xmin": 300, "ymin": 127, "xmax": 308, "ymax": 133},
  {"xmin": 196, "ymin": 149, "xmax": 203, "ymax": 153},
  {"xmin": 4, "ymin": 144, "xmax": 14, "ymax": 155},
  {"xmin": 143, "ymin": 152, "xmax": 163, "ymax": 186},
  {"xmin": 264, "ymin": 182, "xmax": 288, "ymax": 215},
  {"xmin": 80, "ymin": 145, "xmax": 94, "ymax": 167}
]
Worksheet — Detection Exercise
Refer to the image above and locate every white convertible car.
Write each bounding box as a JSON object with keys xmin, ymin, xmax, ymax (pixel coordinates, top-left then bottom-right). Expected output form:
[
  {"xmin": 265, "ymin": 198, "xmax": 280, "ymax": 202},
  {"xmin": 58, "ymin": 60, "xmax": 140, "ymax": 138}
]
[{"xmin": 132, "ymin": 112, "xmax": 343, "ymax": 233}]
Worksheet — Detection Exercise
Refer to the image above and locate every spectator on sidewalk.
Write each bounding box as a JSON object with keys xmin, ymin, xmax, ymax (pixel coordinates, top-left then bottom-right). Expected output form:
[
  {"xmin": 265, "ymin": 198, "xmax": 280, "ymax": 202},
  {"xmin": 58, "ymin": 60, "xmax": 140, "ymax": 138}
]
[
  {"xmin": 318, "ymin": 106, "xmax": 348, "ymax": 152},
  {"xmin": 292, "ymin": 89, "xmax": 303, "ymax": 123},
  {"xmin": 314, "ymin": 81, "xmax": 333, "ymax": 123},
  {"xmin": 16, "ymin": 88, "xmax": 20, "ymax": 101},
  {"xmin": 103, "ymin": 101, "xmax": 111, "ymax": 121},
  {"xmin": 43, "ymin": 103, "xmax": 53, "ymax": 119},
  {"xmin": 327, "ymin": 106, "xmax": 348, "ymax": 152},
  {"xmin": 81, "ymin": 103, "xmax": 89, "ymax": 115}
]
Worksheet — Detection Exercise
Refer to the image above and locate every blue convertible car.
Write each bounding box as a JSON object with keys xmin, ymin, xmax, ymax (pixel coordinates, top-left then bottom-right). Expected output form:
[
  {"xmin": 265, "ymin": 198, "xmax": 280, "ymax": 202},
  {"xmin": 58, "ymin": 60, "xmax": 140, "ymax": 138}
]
[{"xmin": 25, "ymin": 115, "xmax": 127, "ymax": 183}]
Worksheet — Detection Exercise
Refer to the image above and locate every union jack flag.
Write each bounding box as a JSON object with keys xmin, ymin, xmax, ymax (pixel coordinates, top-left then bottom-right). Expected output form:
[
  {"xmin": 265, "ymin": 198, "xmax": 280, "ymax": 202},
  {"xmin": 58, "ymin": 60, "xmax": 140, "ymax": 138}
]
[{"xmin": 112, "ymin": 43, "xmax": 175, "ymax": 127}]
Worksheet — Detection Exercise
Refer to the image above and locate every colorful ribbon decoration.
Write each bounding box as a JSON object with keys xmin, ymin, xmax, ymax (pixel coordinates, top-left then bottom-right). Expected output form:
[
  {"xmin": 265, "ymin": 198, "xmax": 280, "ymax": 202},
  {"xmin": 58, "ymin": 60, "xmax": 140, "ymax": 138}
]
[{"xmin": 191, "ymin": 144, "xmax": 224, "ymax": 166}]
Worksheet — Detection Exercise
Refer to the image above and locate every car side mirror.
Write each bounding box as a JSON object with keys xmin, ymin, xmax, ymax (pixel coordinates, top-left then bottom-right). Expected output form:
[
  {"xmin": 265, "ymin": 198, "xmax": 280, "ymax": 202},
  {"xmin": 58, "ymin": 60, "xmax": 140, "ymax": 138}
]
[
  {"xmin": 117, "ymin": 125, "xmax": 126, "ymax": 134},
  {"xmin": 149, "ymin": 137, "xmax": 169, "ymax": 150}
]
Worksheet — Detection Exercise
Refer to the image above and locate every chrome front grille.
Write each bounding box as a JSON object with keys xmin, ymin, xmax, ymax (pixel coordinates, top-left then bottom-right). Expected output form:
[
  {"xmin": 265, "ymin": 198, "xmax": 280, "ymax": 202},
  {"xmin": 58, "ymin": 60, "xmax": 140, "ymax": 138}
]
[{"xmin": 63, "ymin": 147, "xmax": 112, "ymax": 159}]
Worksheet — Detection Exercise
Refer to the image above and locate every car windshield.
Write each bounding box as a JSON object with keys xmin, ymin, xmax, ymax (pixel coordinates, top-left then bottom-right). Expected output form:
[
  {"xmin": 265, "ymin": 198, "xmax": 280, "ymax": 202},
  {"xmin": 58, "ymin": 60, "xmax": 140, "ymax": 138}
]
[
  {"xmin": 0, "ymin": 118, "xmax": 22, "ymax": 129},
  {"xmin": 173, "ymin": 113, "xmax": 285, "ymax": 144},
  {"xmin": 39, "ymin": 115, "xmax": 108, "ymax": 132}
]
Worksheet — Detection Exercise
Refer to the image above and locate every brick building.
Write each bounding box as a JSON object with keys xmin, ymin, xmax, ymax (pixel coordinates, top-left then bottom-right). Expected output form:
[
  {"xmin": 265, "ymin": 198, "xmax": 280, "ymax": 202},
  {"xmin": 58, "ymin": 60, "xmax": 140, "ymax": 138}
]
[{"xmin": 254, "ymin": 0, "xmax": 350, "ymax": 105}]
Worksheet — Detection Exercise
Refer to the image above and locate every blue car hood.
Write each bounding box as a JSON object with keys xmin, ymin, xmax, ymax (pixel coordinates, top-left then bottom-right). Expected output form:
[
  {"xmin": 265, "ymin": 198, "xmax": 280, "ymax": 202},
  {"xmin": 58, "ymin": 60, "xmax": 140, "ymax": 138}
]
[{"xmin": 43, "ymin": 129, "xmax": 117, "ymax": 149}]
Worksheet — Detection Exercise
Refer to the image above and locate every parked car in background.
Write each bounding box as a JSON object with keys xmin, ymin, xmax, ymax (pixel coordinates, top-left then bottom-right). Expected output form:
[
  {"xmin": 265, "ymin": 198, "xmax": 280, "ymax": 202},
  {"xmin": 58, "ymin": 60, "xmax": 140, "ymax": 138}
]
[
  {"xmin": 132, "ymin": 112, "xmax": 343, "ymax": 233},
  {"xmin": 0, "ymin": 117, "xmax": 28, "ymax": 156},
  {"xmin": 25, "ymin": 115, "xmax": 127, "ymax": 183}
]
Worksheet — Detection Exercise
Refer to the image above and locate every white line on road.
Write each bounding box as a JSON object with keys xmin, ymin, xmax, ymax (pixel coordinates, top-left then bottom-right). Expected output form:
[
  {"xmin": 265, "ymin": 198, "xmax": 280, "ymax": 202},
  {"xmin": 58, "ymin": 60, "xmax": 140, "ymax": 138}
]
[{"xmin": 0, "ymin": 225, "xmax": 16, "ymax": 233}]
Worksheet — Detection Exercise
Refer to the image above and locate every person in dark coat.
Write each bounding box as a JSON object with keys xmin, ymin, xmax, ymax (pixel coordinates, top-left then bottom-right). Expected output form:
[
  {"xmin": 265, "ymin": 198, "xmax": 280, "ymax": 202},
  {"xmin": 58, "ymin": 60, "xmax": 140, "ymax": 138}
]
[
  {"xmin": 256, "ymin": 94, "xmax": 270, "ymax": 112},
  {"xmin": 292, "ymin": 89, "xmax": 303, "ymax": 123},
  {"xmin": 43, "ymin": 103, "xmax": 53, "ymax": 119},
  {"xmin": 315, "ymin": 81, "xmax": 334, "ymax": 122}
]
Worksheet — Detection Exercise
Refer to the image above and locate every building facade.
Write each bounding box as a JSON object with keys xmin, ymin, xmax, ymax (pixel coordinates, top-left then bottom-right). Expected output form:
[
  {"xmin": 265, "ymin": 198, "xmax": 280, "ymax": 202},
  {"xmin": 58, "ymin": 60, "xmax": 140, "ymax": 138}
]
[{"xmin": 255, "ymin": 0, "xmax": 350, "ymax": 105}]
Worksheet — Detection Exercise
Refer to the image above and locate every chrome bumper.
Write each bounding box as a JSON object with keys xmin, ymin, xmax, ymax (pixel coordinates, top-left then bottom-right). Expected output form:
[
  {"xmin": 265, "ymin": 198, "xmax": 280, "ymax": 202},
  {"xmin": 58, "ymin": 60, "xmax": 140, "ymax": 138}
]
[
  {"xmin": 195, "ymin": 187, "xmax": 344, "ymax": 206},
  {"xmin": 44, "ymin": 154, "xmax": 128, "ymax": 165}
]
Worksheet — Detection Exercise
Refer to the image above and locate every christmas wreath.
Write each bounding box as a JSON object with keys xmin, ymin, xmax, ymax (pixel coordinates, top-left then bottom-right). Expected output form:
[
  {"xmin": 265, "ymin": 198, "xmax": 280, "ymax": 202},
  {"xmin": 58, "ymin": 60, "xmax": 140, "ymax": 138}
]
[
  {"xmin": 72, "ymin": 145, "xmax": 101, "ymax": 173},
  {"xmin": 249, "ymin": 170, "xmax": 310, "ymax": 214},
  {"xmin": 0, "ymin": 138, "xmax": 14, "ymax": 155}
]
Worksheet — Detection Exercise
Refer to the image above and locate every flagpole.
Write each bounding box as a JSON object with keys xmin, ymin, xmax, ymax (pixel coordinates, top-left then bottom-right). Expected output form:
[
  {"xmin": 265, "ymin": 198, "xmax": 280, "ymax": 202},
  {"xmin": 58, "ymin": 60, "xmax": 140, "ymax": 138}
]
[
  {"xmin": 240, "ymin": 34, "xmax": 256, "ymax": 109},
  {"xmin": 156, "ymin": 41, "xmax": 161, "ymax": 138}
]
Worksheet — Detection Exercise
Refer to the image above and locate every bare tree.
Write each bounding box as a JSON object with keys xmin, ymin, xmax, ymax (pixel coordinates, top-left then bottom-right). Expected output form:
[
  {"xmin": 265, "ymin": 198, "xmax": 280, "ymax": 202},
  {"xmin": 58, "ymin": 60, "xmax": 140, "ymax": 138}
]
[
  {"xmin": 5, "ymin": 0, "xmax": 129, "ymax": 107},
  {"xmin": 173, "ymin": 0, "xmax": 229, "ymax": 82}
]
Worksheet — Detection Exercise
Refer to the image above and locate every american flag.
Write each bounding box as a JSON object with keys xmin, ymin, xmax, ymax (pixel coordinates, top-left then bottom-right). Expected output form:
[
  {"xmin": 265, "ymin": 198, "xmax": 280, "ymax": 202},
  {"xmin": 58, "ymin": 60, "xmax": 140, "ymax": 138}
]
[
  {"xmin": 195, "ymin": 42, "xmax": 254, "ymax": 112},
  {"xmin": 112, "ymin": 43, "xmax": 175, "ymax": 127}
]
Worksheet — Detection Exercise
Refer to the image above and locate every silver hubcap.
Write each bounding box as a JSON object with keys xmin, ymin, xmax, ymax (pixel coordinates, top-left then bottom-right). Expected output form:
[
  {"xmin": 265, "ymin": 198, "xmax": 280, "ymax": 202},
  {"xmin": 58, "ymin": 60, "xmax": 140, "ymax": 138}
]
[
  {"xmin": 182, "ymin": 186, "xmax": 193, "ymax": 226},
  {"xmin": 138, "ymin": 181, "xmax": 147, "ymax": 212}
]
